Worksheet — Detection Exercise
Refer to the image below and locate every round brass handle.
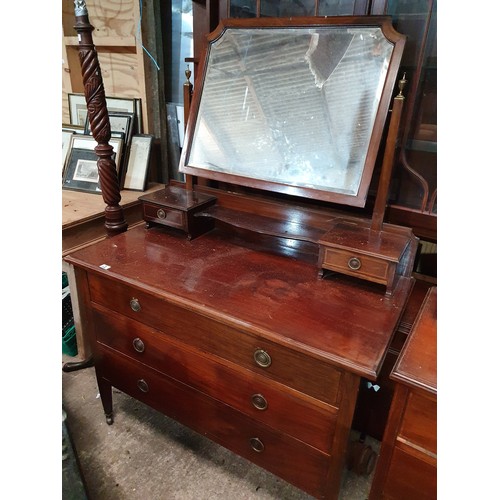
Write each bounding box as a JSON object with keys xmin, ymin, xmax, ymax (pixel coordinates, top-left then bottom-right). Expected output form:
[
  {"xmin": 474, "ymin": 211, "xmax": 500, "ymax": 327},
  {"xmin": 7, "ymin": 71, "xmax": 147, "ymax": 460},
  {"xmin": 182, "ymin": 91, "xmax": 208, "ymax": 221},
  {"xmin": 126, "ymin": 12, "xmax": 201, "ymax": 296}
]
[
  {"xmin": 130, "ymin": 298, "xmax": 141, "ymax": 312},
  {"xmin": 132, "ymin": 337, "xmax": 145, "ymax": 353},
  {"xmin": 157, "ymin": 208, "xmax": 166, "ymax": 219},
  {"xmin": 249, "ymin": 437, "xmax": 265, "ymax": 453},
  {"xmin": 137, "ymin": 379, "xmax": 149, "ymax": 393},
  {"xmin": 254, "ymin": 349, "xmax": 272, "ymax": 368},
  {"xmin": 348, "ymin": 257, "xmax": 362, "ymax": 271},
  {"xmin": 251, "ymin": 393, "xmax": 268, "ymax": 411}
]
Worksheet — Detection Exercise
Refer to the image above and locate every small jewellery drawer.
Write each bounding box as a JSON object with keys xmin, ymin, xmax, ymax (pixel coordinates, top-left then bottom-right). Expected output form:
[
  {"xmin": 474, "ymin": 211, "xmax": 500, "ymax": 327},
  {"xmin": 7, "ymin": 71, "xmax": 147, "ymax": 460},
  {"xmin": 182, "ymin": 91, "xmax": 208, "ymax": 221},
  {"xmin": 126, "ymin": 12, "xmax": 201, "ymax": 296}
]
[
  {"xmin": 321, "ymin": 247, "xmax": 392, "ymax": 285},
  {"xmin": 93, "ymin": 305, "xmax": 338, "ymax": 453},
  {"xmin": 142, "ymin": 203, "xmax": 185, "ymax": 229},
  {"xmin": 96, "ymin": 347, "xmax": 331, "ymax": 499},
  {"xmin": 88, "ymin": 274, "xmax": 343, "ymax": 405}
]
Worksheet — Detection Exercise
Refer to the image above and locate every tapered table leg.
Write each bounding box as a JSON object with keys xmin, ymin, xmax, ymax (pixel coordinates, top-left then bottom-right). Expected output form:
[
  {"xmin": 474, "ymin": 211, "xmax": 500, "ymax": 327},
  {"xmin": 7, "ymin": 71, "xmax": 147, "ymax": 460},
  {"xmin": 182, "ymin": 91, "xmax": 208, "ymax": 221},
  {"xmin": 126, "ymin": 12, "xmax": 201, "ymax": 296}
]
[{"xmin": 96, "ymin": 375, "xmax": 114, "ymax": 425}]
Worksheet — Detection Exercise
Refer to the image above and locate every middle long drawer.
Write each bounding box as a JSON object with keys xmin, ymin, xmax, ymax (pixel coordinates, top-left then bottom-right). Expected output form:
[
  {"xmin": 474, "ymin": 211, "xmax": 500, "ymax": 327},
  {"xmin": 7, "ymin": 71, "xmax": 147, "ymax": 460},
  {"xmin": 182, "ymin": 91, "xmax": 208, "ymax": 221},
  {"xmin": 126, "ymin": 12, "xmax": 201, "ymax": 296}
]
[{"xmin": 92, "ymin": 304, "xmax": 338, "ymax": 454}]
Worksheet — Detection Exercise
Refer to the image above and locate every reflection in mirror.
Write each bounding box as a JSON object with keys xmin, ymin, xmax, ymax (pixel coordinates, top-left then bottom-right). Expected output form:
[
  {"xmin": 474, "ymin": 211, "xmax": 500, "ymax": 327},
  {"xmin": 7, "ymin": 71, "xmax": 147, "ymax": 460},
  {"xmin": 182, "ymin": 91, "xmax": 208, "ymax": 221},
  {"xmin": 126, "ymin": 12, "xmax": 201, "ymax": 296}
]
[
  {"xmin": 184, "ymin": 25, "xmax": 395, "ymax": 203},
  {"xmin": 261, "ymin": 0, "xmax": 316, "ymax": 17}
]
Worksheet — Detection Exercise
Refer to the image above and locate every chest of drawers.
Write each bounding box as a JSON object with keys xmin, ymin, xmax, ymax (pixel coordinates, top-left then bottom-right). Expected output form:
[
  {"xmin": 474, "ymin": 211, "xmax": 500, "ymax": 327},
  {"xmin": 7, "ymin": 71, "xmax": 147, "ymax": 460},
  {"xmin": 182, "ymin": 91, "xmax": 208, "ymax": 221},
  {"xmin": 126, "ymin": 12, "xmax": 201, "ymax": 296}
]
[
  {"xmin": 369, "ymin": 287, "xmax": 437, "ymax": 499},
  {"xmin": 66, "ymin": 225, "xmax": 413, "ymax": 499}
]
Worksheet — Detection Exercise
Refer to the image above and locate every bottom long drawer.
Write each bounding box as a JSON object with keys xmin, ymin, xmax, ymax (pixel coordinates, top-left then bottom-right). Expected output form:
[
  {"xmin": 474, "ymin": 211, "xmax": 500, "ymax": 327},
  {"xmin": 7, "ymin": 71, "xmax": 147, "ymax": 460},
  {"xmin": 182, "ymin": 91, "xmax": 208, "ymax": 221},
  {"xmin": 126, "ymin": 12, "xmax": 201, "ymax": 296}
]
[{"xmin": 96, "ymin": 347, "xmax": 331, "ymax": 499}]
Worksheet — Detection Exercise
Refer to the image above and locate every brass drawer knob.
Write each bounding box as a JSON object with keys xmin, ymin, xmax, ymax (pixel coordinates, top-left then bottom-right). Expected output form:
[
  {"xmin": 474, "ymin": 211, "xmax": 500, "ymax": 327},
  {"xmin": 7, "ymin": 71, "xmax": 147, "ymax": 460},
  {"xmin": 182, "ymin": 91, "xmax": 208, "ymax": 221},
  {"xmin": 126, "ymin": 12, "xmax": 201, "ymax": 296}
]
[
  {"xmin": 249, "ymin": 437, "xmax": 265, "ymax": 453},
  {"xmin": 251, "ymin": 394, "xmax": 268, "ymax": 411},
  {"xmin": 132, "ymin": 337, "xmax": 145, "ymax": 353},
  {"xmin": 137, "ymin": 379, "xmax": 149, "ymax": 393},
  {"xmin": 348, "ymin": 257, "xmax": 362, "ymax": 271},
  {"xmin": 157, "ymin": 208, "xmax": 166, "ymax": 219},
  {"xmin": 254, "ymin": 349, "xmax": 272, "ymax": 368},
  {"xmin": 130, "ymin": 298, "xmax": 141, "ymax": 312}
]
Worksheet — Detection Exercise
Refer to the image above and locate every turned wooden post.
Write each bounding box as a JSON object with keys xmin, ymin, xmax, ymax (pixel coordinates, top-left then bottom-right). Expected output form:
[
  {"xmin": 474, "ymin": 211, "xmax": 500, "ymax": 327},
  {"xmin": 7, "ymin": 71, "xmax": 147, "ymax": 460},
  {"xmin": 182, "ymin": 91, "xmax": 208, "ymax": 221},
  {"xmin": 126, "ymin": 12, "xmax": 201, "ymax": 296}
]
[
  {"xmin": 183, "ymin": 65, "xmax": 193, "ymax": 133},
  {"xmin": 371, "ymin": 73, "xmax": 407, "ymax": 233},
  {"xmin": 73, "ymin": 0, "xmax": 127, "ymax": 235}
]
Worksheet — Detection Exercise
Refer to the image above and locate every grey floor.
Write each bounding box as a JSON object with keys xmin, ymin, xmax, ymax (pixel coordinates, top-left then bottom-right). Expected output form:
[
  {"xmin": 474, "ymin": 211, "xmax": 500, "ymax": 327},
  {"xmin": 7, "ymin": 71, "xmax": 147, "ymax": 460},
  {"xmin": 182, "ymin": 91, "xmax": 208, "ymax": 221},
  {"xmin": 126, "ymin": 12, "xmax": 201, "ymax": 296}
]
[{"xmin": 62, "ymin": 355, "xmax": 379, "ymax": 500}]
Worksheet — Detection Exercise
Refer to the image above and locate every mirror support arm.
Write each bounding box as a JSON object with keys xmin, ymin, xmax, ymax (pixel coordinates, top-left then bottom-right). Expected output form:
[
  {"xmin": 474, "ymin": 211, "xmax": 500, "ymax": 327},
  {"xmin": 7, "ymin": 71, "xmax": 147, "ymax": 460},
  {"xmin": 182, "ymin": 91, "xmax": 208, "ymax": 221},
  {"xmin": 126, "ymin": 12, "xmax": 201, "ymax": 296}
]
[{"xmin": 371, "ymin": 74, "xmax": 407, "ymax": 232}]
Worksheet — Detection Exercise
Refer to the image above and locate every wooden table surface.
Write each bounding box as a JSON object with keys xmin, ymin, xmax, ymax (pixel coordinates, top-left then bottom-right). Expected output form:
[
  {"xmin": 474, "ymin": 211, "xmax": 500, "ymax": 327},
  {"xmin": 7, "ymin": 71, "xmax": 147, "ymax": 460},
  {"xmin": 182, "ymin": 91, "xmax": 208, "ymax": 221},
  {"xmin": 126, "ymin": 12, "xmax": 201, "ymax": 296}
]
[
  {"xmin": 62, "ymin": 183, "xmax": 163, "ymax": 256},
  {"xmin": 65, "ymin": 224, "xmax": 415, "ymax": 379},
  {"xmin": 391, "ymin": 286, "xmax": 437, "ymax": 394}
]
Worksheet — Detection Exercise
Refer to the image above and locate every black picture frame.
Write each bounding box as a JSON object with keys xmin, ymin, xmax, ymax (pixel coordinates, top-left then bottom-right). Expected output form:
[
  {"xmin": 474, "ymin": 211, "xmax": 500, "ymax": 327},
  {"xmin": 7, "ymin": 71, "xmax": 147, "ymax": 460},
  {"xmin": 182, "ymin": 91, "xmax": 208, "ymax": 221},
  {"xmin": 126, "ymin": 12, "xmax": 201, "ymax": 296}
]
[
  {"xmin": 62, "ymin": 149, "xmax": 105, "ymax": 194},
  {"xmin": 62, "ymin": 135, "xmax": 123, "ymax": 194}
]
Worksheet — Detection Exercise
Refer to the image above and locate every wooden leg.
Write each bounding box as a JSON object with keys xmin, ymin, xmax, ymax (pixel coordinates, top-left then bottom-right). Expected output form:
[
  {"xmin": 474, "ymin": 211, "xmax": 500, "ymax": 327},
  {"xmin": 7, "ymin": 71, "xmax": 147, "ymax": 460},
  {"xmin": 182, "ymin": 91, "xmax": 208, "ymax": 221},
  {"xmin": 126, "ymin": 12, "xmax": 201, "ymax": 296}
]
[{"xmin": 96, "ymin": 376, "xmax": 114, "ymax": 425}]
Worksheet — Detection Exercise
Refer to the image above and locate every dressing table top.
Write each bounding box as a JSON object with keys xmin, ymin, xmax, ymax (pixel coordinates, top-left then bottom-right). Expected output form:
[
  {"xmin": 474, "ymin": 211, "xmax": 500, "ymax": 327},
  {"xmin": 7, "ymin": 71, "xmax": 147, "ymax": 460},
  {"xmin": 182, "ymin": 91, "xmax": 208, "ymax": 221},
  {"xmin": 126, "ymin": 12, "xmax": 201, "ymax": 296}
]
[{"xmin": 65, "ymin": 224, "xmax": 413, "ymax": 380}]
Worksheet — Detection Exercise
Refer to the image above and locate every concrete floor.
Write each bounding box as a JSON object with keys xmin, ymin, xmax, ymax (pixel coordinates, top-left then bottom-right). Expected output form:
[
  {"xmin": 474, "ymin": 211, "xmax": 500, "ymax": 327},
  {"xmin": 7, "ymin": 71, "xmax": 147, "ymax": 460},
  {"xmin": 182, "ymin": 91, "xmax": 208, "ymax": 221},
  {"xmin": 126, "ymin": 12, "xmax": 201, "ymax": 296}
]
[{"xmin": 62, "ymin": 355, "xmax": 379, "ymax": 500}]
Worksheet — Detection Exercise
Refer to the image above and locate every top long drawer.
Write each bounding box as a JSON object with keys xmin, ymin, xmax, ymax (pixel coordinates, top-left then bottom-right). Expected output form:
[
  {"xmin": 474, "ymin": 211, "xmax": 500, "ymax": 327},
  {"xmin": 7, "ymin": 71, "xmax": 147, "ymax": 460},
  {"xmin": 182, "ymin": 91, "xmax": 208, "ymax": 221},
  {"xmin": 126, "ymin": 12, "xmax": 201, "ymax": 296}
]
[{"xmin": 88, "ymin": 273, "xmax": 342, "ymax": 405}]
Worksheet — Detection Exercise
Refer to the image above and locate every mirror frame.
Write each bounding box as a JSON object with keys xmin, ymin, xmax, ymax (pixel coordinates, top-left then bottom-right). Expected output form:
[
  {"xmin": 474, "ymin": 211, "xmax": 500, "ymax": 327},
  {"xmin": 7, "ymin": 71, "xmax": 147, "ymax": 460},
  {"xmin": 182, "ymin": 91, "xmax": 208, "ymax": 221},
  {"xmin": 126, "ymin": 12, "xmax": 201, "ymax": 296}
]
[{"xmin": 180, "ymin": 16, "xmax": 406, "ymax": 208}]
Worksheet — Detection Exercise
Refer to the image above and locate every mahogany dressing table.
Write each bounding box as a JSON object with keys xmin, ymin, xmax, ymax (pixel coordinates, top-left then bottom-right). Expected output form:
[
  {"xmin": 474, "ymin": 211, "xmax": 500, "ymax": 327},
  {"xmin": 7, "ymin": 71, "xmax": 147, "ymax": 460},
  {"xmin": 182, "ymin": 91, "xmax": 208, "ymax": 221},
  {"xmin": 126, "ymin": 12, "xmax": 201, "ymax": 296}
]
[{"xmin": 66, "ymin": 7, "xmax": 419, "ymax": 499}]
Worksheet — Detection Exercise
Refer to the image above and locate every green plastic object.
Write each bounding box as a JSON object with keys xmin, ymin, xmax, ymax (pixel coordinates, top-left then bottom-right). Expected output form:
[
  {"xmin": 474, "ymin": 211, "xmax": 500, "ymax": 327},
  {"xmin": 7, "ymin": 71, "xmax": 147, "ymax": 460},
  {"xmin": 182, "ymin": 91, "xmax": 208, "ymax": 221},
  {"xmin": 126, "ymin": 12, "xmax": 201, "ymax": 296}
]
[
  {"xmin": 62, "ymin": 325, "xmax": 78, "ymax": 357},
  {"xmin": 62, "ymin": 272, "xmax": 78, "ymax": 357}
]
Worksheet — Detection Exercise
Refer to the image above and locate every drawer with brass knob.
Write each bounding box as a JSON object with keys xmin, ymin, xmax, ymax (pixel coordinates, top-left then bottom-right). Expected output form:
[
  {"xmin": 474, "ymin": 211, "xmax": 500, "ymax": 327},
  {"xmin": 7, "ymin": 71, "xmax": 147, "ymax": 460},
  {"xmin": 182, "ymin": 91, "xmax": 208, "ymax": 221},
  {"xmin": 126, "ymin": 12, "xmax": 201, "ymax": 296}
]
[
  {"xmin": 318, "ymin": 219, "xmax": 416, "ymax": 296},
  {"xmin": 253, "ymin": 349, "xmax": 272, "ymax": 368},
  {"xmin": 88, "ymin": 274, "xmax": 343, "ymax": 405},
  {"xmin": 250, "ymin": 393, "xmax": 268, "ymax": 411},
  {"xmin": 320, "ymin": 247, "xmax": 391, "ymax": 285},
  {"xmin": 130, "ymin": 298, "xmax": 141, "ymax": 312},
  {"xmin": 139, "ymin": 185, "xmax": 217, "ymax": 239},
  {"xmin": 142, "ymin": 203, "xmax": 184, "ymax": 229},
  {"xmin": 96, "ymin": 345, "xmax": 332, "ymax": 499},
  {"xmin": 92, "ymin": 304, "xmax": 338, "ymax": 453},
  {"xmin": 249, "ymin": 437, "xmax": 265, "ymax": 453}
]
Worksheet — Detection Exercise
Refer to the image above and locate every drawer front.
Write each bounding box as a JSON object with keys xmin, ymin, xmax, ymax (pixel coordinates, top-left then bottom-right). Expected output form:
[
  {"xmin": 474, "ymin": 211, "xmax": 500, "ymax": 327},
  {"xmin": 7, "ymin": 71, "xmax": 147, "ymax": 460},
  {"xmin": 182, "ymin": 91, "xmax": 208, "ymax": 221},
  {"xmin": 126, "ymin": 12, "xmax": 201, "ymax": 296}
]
[
  {"xmin": 381, "ymin": 446, "xmax": 436, "ymax": 500},
  {"xmin": 88, "ymin": 274, "xmax": 342, "ymax": 405},
  {"xmin": 143, "ymin": 202, "xmax": 185, "ymax": 228},
  {"xmin": 93, "ymin": 305, "xmax": 337, "ymax": 453},
  {"xmin": 96, "ymin": 347, "xmax": 331, "ymax": 499},
  {"xmin": 399, "ymin": 391, "xmax": 437, "ymax": 455},
  {"xmin": 322, "ymin": 247, "xmax": 391, "ymax": 285}
]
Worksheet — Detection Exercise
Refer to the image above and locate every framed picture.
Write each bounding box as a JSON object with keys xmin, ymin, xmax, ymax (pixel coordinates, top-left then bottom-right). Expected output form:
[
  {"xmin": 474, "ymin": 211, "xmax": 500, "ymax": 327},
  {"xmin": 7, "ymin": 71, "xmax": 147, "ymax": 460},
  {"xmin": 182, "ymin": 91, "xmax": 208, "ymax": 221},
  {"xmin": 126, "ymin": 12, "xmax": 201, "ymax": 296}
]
[
  {"xmin": 69, "ymin": 93, "xmax": 140, "ymax": 130},
  {"xmin": 63, "ymin": 149, "xmax": 102, "ymax": 193},
  {"xmin": 123, "ymin": 134, "xmax": 154, "ymax": 191},
  {"xmin": 63, "ymin": 135, "xmax": 124, "ymax": 193},
  {"xmin": 62, "ymin": 130, "xmax": 74, "ymax": 171},
  {"xmin": 134, "ymin": 98, "xmax": 143, "ymax": 134},
  {"xmin": 68, "ymin": 94, "xmax": 88, "ymax": 126},
  {"xmin": 69, "ymin": 135, "xmax": 124, "ymax": 172},
  {"xmin": 62, "ymin": 123, "xmax": 85, "ymax": 135}
]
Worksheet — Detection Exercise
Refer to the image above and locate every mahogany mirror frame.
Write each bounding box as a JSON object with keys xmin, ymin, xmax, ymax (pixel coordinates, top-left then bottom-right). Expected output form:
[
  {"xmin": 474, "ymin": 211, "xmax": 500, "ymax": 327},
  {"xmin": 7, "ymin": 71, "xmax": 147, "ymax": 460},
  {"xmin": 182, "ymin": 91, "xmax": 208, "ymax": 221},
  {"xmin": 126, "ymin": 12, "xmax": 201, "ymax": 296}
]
[{"xmin": 179, "ymin": 16, "xmax": 406, "ymax": 208}]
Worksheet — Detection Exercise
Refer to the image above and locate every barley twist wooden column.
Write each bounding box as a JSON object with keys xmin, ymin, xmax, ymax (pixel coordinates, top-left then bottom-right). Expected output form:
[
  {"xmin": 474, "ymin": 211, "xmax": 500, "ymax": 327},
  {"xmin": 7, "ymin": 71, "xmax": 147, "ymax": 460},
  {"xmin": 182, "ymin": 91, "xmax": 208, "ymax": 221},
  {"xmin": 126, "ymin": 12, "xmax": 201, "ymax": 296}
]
[{"xmin": 73, "ymin": 0, "xmax": 127, "ymax": 235}]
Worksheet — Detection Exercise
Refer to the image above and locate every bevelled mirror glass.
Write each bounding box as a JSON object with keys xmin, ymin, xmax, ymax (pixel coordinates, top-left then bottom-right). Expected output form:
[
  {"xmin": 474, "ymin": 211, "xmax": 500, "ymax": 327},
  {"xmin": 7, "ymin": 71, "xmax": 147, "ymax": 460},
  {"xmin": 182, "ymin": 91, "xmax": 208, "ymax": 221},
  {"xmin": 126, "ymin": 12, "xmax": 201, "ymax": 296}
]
[{"xmin": 180, "ymin": 18, "xmax": 405, "ymax": 207}]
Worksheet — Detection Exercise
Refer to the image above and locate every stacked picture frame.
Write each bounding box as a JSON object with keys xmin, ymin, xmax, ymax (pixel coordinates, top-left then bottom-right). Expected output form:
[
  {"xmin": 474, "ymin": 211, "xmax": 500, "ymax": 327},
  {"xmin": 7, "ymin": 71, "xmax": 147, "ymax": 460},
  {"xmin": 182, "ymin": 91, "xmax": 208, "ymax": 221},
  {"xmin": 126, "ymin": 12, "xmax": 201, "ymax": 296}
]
[
  {"xmin": 63, "ymin": 135, "xmax": 124, "ymax": 193},
  {"xmin": 63, "ymin": 94, "xmax": 154, "ymax": 194}
]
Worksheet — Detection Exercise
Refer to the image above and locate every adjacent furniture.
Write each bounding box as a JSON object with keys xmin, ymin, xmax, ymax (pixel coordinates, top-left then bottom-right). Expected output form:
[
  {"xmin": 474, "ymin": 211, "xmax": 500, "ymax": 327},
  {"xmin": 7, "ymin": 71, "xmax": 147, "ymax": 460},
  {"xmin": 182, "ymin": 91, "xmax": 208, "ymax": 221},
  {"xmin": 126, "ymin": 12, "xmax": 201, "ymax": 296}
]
[
  {"xmin": 351, "ymin": 277, "xmax": 434, "ymax": 441},
  {"xmin": 369, "ymin": 286, "xmax": 437, "ymax": 499}
]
